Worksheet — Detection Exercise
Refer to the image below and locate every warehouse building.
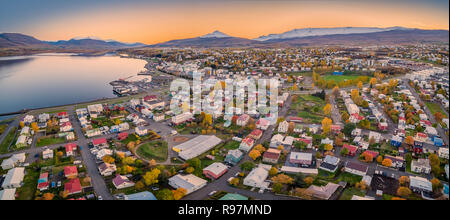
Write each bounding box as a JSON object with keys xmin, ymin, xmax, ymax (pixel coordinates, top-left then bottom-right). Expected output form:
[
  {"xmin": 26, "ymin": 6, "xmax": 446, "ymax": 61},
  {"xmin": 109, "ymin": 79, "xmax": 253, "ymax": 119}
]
[{"xmin": 173, "ymin": 135, "xmax": 222, "ymax": 160}]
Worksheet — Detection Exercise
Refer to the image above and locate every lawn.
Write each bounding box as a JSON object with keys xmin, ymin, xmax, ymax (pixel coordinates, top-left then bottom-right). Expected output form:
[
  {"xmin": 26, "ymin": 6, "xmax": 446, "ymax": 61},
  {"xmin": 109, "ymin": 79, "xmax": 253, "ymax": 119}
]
[
  {"xmin": 0, "ymin": 126, "xmax": 17, "ymax": 154},
  {"xmin": 339, "ymin": 187, "xmax": 366, "ymax": 200},
  {"xmin": 290, "ymin": 94, "xmax": 326, "ymax": 123},
  {"xmin": 425, "ymin": 102, "xmax": 448, "ymax": 118},
  {"xmin": 0, "ymin": 124, "xmax": 8, "ymax": 135},
  {"xmin": 223, "ymin": 141, "xmax": 240, "ymax": 150},
  {"xmin": 322, "ymin": 75, "xmax": 362, "ymax": 83},
  {"xmin": 337, "ymin": 172, "xmax": 363, "ymax": 185},
  {"xmin": 36, "ymin": 136, "xmax": 67, "ymax": 147},
  {"xmin": 136, "ymin": 140, "xmax": 168, "ymax": 162}
]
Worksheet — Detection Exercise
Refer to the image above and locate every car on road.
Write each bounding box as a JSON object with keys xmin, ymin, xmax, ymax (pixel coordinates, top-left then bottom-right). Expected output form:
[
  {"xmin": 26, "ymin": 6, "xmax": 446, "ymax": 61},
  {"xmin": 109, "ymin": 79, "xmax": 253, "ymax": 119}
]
[
  {"xmin": 258, "ymin": 189, "xmax": 264, "ymax": 194},
  {"xmin": 98, "ymin": 196, "xmax": 103, "ymax": 200},
  {"xmin": 234, "ymin": 172, "xmax": 240, "ymax": 177},
  {"xmin": 208, "ymin": 191, "xmax": 217, "ymax": 196}
]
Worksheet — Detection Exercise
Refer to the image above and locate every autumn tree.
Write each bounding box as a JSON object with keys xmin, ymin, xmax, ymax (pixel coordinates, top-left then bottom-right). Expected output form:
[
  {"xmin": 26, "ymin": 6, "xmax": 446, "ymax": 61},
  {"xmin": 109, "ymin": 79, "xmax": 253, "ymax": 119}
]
[
  {"xmin": 398, "ymin": 176, "xmax": 410, "ymax": 186},
  {"xmin": 102, "ymin": 155, "xmax": 115, "ymax": 164},
  {"xmin": 304, "ymin": 177, "xmax": 314, "ymax": 185},
  {"xmin": 382, "ymin": 158, "xmax": 392, "ymax": 167},
  {"xmin": 332, "ymin": 86, "xmax": 340, "ymax": 97},
  {"xmin": 269, "ymin": 167, "xmax": 278, "ymax": 176},
  {"xmin": 229, "ymin": 178, "xmax": 239, "ymax": 186},
  {"xmin": 323, "ymin": 104, "xmax": 332, "ymax": 115},
  {"xmin": 431, "ymin": 178, "xmax": 443, "ymax": 192},
  {"xmin": 135, "ymin": 181, "xmax": 145, "ymax": 190},
  {"xmin": 405, "ymin": 136, "xmax": 415, "ymax": 146},
  {"xmin": 42, "ymin": 193, "xmax": 54, "ymax": 200},
  {"xmin": 249, "ymin": 150, "xmax": 261, "ymax": 161},
  {"xmin": 376, "ymin": 155, "xmax": 383, "ymax": 164},
  {"xmin": 397, "ymin": 187, "xmax": 412, "ymax": 198},
  {"xmin": 271, "ymin": 174, "xmax": 294, "ymax": 185},
  {"xmin": 19, "ymin": 121, "xmax": 25, "ymax": 128},
  {"xmin": 173, "ymin": 188, "xmax": 187, "ymax": 200},
  {"xmin": 143, "ymin": 168, "xmax": 161, "ymax": 186},
  {"xmin": 357, "ymin": 81, "xmax": 363, "ymax": 90},
  {"xmin": 254, "ymin": 144, "xmax": 266, "ymax": 153},
  {"xmin": 321, "ymin": 117, "xmax": 332, "ymax": 135},
  {"xmin": 186, "ymin": 166, "xmax": 195, "ymax": 174}
]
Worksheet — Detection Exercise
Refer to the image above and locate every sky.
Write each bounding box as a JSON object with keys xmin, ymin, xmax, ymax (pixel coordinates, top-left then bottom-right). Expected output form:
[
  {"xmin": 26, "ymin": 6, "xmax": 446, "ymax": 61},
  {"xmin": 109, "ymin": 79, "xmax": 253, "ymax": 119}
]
[{"xmin": 0, "ymin": 0, "xmax": 448, "ymax": 44}]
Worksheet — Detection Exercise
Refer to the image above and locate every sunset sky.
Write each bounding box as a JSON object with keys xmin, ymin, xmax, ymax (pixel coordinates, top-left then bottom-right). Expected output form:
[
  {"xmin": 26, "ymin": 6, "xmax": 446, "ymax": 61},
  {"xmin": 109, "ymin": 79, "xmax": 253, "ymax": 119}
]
[{"xmin": 0, "ymin": 0, "xmax": 448, "ymax": 44}]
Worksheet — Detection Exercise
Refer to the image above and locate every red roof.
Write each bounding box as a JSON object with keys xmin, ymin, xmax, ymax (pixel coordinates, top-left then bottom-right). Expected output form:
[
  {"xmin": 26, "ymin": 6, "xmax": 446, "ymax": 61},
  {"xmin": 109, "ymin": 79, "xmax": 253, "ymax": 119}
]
[
  {"xmin": 118, "ymin": 132, "xmax": 128, "ymax": 140},
  {"xmin": 417, "ymin": 132, "xmax": 427, "ymax": 138},
  {"xmin": 65, "ymin": 143, "xmax": 77, "ymax": 152},
  {"xmin": 39, "ymin": 172, "xmax": 49, "ymax": 179},
  {"xmin": 92, "ymin": 138, "xmax": 107, "ymax": 146},
  {"xmin": 38, "ymin": 182, "xmax": 49, "ymax": 190},
  {"xmin": 144, "ymin": 95, "xmax": 157, "ymax": 101},
  {"xmin": 297, "ymin": 138, "xmax": 312, "ymax": 144},
  {"xmin": 58, "ymin": 112, "xmax": 68, "ymax": 116},
  {"xmin": 250, "ymin": 129, "xmax": 263, "ymax": 137},
  {"xmin": 61, "ymin": 122, "xmax": 72, "ymax": 127},
  {"xmin": 420, "ymin": 120, "xmax": 432, "ymax": 126},
  {"xmin": 263, "ymin": 149, "xmax": 281, "ymax": 160},
  {"xmin": 65, "ymin": 178, "xmax": 82, "ymax": 194},
  {"xmin": 343, "ymin": 144, "xmax": 358, "ymax": 153},
  {"xmin": 289, "ymin": 117, "xmax": 303, "ymax": 122},
  {"xmin": 331, "ymin": 125, "xmax": 341, "ymax": 131},
  {"xmin": 64, "ymin": 166, "xmax": 78, "ymax": 177},
  {"xmin": 351, "ymin": 113, "xmax": 364, "ymax": 120},
  {"xmin": 242, "ymin": 137, "xmax": 254, "ymax": 146}
]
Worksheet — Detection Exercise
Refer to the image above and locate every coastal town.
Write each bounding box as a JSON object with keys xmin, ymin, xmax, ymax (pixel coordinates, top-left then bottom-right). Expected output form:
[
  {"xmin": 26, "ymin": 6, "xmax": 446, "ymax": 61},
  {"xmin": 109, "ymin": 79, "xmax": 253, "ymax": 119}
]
[{"xmin": 0, "ymin": 44, "xmax": 448, "ymax": 201}]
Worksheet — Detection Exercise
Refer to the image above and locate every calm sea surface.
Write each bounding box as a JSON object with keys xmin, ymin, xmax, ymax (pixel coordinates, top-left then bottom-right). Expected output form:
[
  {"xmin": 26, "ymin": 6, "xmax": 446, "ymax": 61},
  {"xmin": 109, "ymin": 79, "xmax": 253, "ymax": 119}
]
[{"xmin": 0, "ymin": 53, "xmax": 146, "ymax": 118}]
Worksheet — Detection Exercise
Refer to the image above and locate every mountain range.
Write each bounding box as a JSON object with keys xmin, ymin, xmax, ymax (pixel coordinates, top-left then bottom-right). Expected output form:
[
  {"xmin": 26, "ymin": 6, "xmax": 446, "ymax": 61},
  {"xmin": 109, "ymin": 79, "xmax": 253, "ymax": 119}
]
[{"xmin": 1, "ymin": 27, "xmax": 449, "ymax": 51}]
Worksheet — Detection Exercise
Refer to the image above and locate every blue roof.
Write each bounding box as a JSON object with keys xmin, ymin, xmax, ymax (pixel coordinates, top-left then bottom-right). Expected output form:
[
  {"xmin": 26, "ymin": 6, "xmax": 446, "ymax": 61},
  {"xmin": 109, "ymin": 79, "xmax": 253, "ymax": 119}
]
[{"xmin": 125, "ymin": 191, "xmax": 157, "ymax": 200}]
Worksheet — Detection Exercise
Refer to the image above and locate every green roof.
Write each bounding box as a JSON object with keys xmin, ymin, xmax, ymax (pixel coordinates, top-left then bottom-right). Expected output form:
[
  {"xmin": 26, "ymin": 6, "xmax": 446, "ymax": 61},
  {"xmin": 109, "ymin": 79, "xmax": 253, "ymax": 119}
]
[{"xmin": 219, "ymin": 193, "xmax": 248, "ymax": 201}]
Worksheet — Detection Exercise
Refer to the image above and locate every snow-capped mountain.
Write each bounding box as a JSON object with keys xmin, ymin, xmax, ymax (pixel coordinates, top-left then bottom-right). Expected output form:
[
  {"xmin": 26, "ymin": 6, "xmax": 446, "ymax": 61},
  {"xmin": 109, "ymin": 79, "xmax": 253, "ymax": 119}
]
[
  {"xmin": 199, "ymin": 31, "xmax": 232, "ymax": 38},
  {"xmin": 254, "ymin": 26, "xmax": 413, "ymax": 41}
]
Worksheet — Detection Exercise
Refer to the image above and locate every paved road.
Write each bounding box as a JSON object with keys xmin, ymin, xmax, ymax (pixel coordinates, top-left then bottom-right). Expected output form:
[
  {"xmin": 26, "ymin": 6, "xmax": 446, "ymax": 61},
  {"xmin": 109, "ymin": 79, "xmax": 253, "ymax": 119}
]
[{"xmin": 406, "ymin": 82, "xmax": 449, "ymax": 146}]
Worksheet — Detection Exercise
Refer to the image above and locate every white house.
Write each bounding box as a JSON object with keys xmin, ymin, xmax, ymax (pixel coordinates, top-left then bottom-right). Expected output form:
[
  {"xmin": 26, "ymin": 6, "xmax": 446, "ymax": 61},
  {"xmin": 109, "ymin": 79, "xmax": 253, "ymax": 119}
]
[
  {"xmin": 438, "ymin": 147, "xmax": 449, "ymax": 159},
  {"xmin": 135, "ymin": 127, "xmax": 148, "ymax": 136},
  {"xmin": 0, "ymin": 188, "xmax": 16, "ymax": 200},
  {"xmin": 278, "ymin": 121, "xmax": 289, "ymax": 133},
  {"xmin": 368, "ymin": 131, "xmax": 382, "ymax": 143},
  {"xmin": 236, "ymin": 114, "xmax": 250, "ymax": 126},
  {"xmin": 42, "ymin": 148, "xmax": 54, "ymax": 160},
  {"xmin": 344, "ymin": 161, "xmax": 368, "ymax": 176},
  {"xmin": 168, "ymin": 174, "xmax": 207, "ymax": 194},
  {"xmin": 411, "ymin": 159, "xmax": 431, "ymax": 174},
  {"xmin": 243, "ymin": 165, "xmax": 270, "ymax": 189},
  {"xmin": 112, "ymin": 175, "xmax": 135, "ymax": 189},
  {"xmin": 98, "ymin": 163, "xmax": 117, "ymax": 176}
]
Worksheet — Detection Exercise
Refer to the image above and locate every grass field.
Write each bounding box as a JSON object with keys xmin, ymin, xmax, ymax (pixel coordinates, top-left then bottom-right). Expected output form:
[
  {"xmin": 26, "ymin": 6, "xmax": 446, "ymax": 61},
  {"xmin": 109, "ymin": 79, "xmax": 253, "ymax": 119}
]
[
  {"xmin": 425, "ymin": 102, "xmax": 448, "ymax": 118},
  {"xmin": 136, "ymin": 140, "xmax": 168, "ymax": 162},
  {"xmin": 223, "ymin": 141, "xmax": 240, "ymax": 150},
  {"xmin": 0, "ymin": 124, "xmax": 8, "ymax": 135},
  {"xmin": 322, "ymin": 75, "xmax": 361, "ymax": 83},
  {"xmin": 36, "ymin": 136, "xmax": 67, "ymax": 147},
  {"xmin": 16, "ymin": 168, "xmax": 40, "ymax": 200},
  {"xmin": 290, "ymin": 94, "xmax": 326, "ymax": 123},
  {"xmin": 0, "ymin": 126, "xmax": 17, "ymax": 154},
  {"xmin": 339, "ymin": 187, "xmax": 366, "ymax": 200}
]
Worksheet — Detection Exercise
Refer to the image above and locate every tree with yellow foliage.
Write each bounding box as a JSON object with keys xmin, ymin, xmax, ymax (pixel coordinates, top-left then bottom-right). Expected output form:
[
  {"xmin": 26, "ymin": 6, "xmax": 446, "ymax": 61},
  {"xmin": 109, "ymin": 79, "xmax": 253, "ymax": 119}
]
[
  {"xmin": 249, "ymin": 150, "xmax": 261, "ymax": 161},
  {"xmin": 271, "ymin": 174, "xmax": 294, "ymax": 185},
  {"xmin": 269, "ymin": 167, "xmax": 278, "ymax": 176},
  {"xmin": 357, "ymin": 81, "xmax": 363, "ymax": 90},
  {"xmin": 173, "ymin": 188, "xmax": 187, "ymax": 200},
  {"xmin": 31, "ymin": 122, "xmax": 39, "ymax": 132},
  {"xmin": 304, "ymin": 177, "xmax": 314, "ymax": 185},
  {"xmin": 321, "ymin": 117, "xmax": 332, "ymax": 135},
  {"xmin": 369, "ymin": 77, "xmax": 377, "ymax": 87},
  {"xmin": 143, "ymin": 168, "xmax": 161, "ymax": 186},
  {"xmin": 186, "ymin": 166, "xmax": 194, "ymax": 174},
  {"xmin": 253, "ymin": 144, "xmax": 266, "ymax": 153},
  {"xmin": 102, "ymin": 155, "xmax": 115, "ymax": 164},
  {"xmin": 324, "ymin": 144, "xmax": 333, "ymax": 151},
  {"xmin": 323, "ymin": 104, "xmax": 332, "ymax": 115},
  {"xmin": 19, "ymin": 121, "xmax": 25, "ymax": 128}
]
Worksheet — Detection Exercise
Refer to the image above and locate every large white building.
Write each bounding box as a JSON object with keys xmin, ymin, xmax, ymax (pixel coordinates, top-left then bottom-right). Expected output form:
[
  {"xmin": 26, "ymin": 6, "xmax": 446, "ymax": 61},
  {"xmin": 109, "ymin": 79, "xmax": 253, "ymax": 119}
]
[
  {"xmin": 243, "ymin": 165, "xmax": 270, "ymax": 189},
  {"xmin": 0, "ymin": 188, "xmax": 16, "ymax": 200},
  {"xmin": 174, "ymin": 135, "xmax": 222, "ymax": 160},
  {"xmin": 1, "ymin": 167, "xmax": 25, "ymax": 189},
  {"xmin": 172, "ymin": 112, "xmax": 193, "ymax": 125},
  {"xmin": 1, "ymin": 153, "xmax": 26, "ymax": 170},
  {"xmin": 168, "ymin": 174, "xmax": 207, "ymax": 194}
]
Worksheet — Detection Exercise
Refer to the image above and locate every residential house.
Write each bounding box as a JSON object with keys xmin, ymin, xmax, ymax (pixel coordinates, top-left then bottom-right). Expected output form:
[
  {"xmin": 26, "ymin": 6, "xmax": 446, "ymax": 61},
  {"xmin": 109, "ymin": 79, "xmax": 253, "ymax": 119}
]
[
  {"xmin": 411, "ymin": 159, "xmax": 431, "ymax": 174},
  {"xmin": 37, "ymin": 172, "xmax": 49, "ymax": 191},
  {"xmin": 112, "ymin": 175, "xmax": 135, "ymax": 189},
  {"xmin": 117, "ymin": 132, "xmax": 128, "ymax": 141},
  {"xmin": 98, "ymin": 163, "xmax": 117, "ymax": 176},
  {"xmin": 248, "ymin": 129, "xmax": 263, "ymax": 140},
  {"xmin": 243, "ymin": 165, "xmax": 270, "ymax": 189},
  {"xmin": 438, "ymin": 147, "xmax": 449, "ymax": 159},
  {"xmin": 42, "ymin": 148, "xmax": 53, "ymax": 160},
  {"xmin": 262, "ymin": 149, "xmax": 281, "ymax": 164},
  {"xmin": 306, "ymin": 182, "xmax": 340, "ymax": 200},
  {"xmin": 409, "ymin": 176, "xmax": 432, "ymax": 193},
  {"xmin": 203, "ymin": 162, "xmax": 228, "ymax": 180},
  {"xmin": 64, "ymin": 166, "xmax": 78, "ymax": 178},
  {"xmin": 239, "ymin": 137, "xmax": 255, "ymax": 152},
  {"xmin": 1, "ymin": 153, "xmax": 26, "ymax": 170},
  {"xmin": 92, "ymin": 138, "xmax": 107, "ymax": 148},
  {"xmin": 342, "ymin": 144, "xmax": 358, "ymax": 157},
  {"xmin": 135, "ymin": 127, "xmax": 148, "ymax": 136},
  {"xmin": 65, "ymin": 143, "xmax": 77, "ymax": 156},
  {"xmin": 168, "ymin": 174, "xmax": 207, "ymax": 194},
  {"xmin": 289, "ymin": 152, "xmax": 312, "ymax": 166},
  {"xmin": 225, "ymin": 149, "xmax": 244, "ymax": 165},
  {"xmin": 344, "ymin": 161, "xmax": 368, "ymax": 176},
  {"xmin": 319, "ymin": 155, "xmax": 340, "ymax": 173},
  {"xmin": 64, "ymin": 178, "xmax": 82, "ymax": 195},
  {"xmin": 278, "ymin": 121, "xmax": 289, "ymax": 133},
  {"xmin": 171, "ymin": 112, "xmax": 193, "ymax": 125},
  {"xmin": 236, "ymin": 114, "xmax": 250, "ymax": 126},
  {"xmin": 369, "ymin": 131, "xmax": 382, "ymax": 143}
]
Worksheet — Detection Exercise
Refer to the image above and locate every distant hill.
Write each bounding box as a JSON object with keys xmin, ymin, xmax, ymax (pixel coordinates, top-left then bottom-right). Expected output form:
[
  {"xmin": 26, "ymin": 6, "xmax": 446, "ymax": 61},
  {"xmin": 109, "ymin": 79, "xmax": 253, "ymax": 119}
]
[
  {"xmin": 0, "ymin": 33, "xmax": 146, "ymax": 49},
  {"xmin": 149, "ymin": 31, "xmax": 264, "ymax": 48},
  {"xmin": 264, "ymin": 29, "xmax": 449, "ymax": 46},
  {"xmin": 0, "ymin": 33, "xmax": 51, "ymax": 48},
  {"xmin": 47, "ymin": 38, "xmax": 146, "ymax": 49}
]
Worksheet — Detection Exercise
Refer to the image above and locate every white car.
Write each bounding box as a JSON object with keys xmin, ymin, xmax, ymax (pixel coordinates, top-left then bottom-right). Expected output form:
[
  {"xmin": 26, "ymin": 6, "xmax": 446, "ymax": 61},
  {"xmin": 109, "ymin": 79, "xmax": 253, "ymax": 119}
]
[{"xmin": 208, "ymin": 191, "xmax": 217, "ymax": 196}]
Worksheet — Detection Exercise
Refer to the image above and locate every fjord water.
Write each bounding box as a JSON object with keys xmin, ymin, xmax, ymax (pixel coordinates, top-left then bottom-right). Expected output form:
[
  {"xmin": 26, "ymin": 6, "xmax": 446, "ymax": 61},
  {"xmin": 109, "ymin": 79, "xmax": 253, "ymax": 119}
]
[{"xmin": 0, "ymin": 53, "xmax": 146, "ymax": 116}]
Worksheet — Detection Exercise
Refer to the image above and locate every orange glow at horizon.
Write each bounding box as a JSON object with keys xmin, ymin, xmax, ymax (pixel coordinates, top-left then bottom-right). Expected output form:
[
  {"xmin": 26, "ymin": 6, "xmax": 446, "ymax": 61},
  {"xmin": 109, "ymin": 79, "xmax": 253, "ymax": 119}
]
[{"xmin": 24, "ymin": 1, "xmax": 449, "ymax": 44}]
